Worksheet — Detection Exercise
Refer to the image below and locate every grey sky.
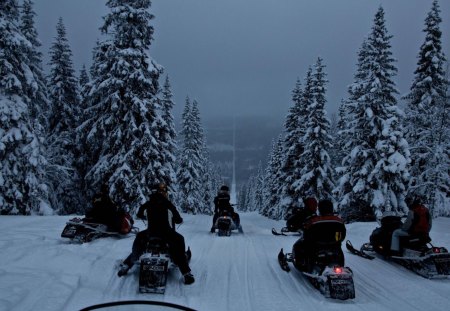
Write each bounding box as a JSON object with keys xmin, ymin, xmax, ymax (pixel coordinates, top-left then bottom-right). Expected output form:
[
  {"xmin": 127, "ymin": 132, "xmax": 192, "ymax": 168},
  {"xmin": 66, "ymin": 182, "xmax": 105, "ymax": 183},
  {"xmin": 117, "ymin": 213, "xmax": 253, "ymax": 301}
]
[{"xmin": 33, "ymin": 0, "xmax": 450, "ymax": 122}]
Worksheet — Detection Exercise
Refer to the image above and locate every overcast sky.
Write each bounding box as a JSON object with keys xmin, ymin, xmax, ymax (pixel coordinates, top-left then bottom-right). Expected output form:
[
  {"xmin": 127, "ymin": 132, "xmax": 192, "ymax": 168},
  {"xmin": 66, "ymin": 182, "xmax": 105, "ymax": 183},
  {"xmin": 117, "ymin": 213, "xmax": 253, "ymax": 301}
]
[{"xmin": 33, "ymin": 0, "xmax": 450, "ymax": 122}]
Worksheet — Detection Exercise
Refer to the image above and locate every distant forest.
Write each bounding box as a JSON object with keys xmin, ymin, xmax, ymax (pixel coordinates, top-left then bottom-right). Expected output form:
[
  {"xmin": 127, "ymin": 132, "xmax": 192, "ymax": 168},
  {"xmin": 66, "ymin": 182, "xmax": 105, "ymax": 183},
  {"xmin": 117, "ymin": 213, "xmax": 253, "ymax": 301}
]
[{"xmin": 1, "ymin": 1, "xmax": 449, "ymax": 221}]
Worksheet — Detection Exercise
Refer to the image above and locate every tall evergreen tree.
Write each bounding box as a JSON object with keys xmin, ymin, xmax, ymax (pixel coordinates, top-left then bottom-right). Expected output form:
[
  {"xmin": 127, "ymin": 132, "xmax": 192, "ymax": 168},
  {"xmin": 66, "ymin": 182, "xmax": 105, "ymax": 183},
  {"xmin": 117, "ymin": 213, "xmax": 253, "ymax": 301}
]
[
  {"xmin": 294, "ymin": 57, "xmax": 335, "ymax": 200},
  {"xmin": 403, "ymin": 0, "xmax": 449, "ymax": 215},
  {"xmin": 157, "ymin": 75, "xmax": 177, "ymax": 190},
  {"xmin": 253, "ymin": 161, "xmax": 265, "ymax": 212},
  {"xmin": 277, "ymin": 70, "xmax": 315, "ymax": 219},
  {"xmin": 176, "ymin": 98, "xmax": 206, "ymax": 214},
  {"xmin": 262, "ymin": 135, "xmax": 284, "ymax": 219},
  {"xmin": 20, "ymin": 0, "xmax": 49, "ymax": 126},
  {"xmin": 47, "ymin": 18, "xmax": 85, "ymax": 214},
  {"xmin": 80, "ymin": 0, "xmax": 163, "ymax": 211},
  {"xmin": 78, "ymin": 64, "xmax": 90, "ymax": 105},
  {"xmin": 0, "ymin": 0, "xmax": 51, "ymax": 215},
  {"xmin": 277, "ymin": 79, "xmax": 304, "ymax": 214},
  {"xmin": 336, "ymin": 7, "xmax": 410, "ymax": 219}
]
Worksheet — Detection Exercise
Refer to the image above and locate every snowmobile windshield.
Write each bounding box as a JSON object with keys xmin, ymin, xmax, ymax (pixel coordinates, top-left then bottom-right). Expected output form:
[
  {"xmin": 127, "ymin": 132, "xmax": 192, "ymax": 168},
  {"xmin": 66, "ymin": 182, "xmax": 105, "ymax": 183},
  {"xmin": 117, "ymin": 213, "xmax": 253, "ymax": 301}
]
[{"xmin": 80, "ymin": 300, "xmax": 197, "ymax": 311}]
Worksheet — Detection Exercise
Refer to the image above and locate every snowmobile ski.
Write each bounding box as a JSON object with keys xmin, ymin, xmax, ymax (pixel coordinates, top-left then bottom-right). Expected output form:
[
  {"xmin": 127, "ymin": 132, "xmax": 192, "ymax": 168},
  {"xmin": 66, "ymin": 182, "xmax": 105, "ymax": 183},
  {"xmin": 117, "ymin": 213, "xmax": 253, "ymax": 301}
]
[
  {"xmin": 278, "ymin": 249, "xmax": 291, "ymax": 272},
  {"xmin": 272, "ymin": 227, "xmax": 303, "ymax": 236},
  {"xmin": 345, "ymin": 240, "xmax": 375, "ymax": 260},
  {"xmin": 272, "ymin": 228, "xmax": 287, "ymax": 236}
]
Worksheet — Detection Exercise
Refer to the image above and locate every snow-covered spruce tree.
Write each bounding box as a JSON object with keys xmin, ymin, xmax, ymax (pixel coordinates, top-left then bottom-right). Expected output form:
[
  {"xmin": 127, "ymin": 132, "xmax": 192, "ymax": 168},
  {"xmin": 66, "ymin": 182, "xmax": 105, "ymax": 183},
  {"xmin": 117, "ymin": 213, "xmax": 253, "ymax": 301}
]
[
  {"xmin": 200, "ymin": 147, "xmax": 215, "ymax": 215},
  {"xmin": 20, "ymin": 0, "xmax": 50, "ymax": 126},
  {"xmin": 294, "ymin": 57, "xmax": 335, "ymax": 201},
  {"xmin": 333, "ymin": 100, "xmax": 350, "ymax": 169},
  {"xmin": 328, "ymin": 111, "xmax": 340, "ymax": 174},
  {"xmin": 80, "ymin": 0, "xmax": 165, "ymax": 212},
  {"xmin": 78, "ymin": 64, "xmax": 90, "ymax": 105},
  {"xmin": 156, "ymin": 75, "xmax": 177, "ymax": 192},
  {"xmin": 403, "ymin": 0, "xmax": 449, "ymax": 216},
  {"xmin": 336, "ymin": 7, "xmax": 410, "ymax": 220},
  {"xmin": 237, "ymin": 183, "xmax": 247, "ymax": 211},
  {"xmin": 261, "ymin": 135, "xmax": 284, "ymax": 219},
  {"xmin": 176, "ymin": 98, "xmax": 206, "ymax": 214},
  {"xmin": 253, "ymin": 161, "xmax": 265, "ymax": 212},
  {"xmin": 334, "ymin": 39, "xmax": 373, "ymax": 219},
  {"xmin": 277, "ymin": 78, "xmax": 305, "ymax": 218},
  {"xmin": 47, "ymin": 18, "xmax": 85, "ymax": 214},
  {"xmin": 0, "ymin": 0, "xmax": 51, "ymax": 215},
  {"xmin": 76, "ymin": 64, "xmax": 91, "ymax": 202},
  {"xmin": 243, "ymin": 174, "xmax": 256, "ymax": 212}
]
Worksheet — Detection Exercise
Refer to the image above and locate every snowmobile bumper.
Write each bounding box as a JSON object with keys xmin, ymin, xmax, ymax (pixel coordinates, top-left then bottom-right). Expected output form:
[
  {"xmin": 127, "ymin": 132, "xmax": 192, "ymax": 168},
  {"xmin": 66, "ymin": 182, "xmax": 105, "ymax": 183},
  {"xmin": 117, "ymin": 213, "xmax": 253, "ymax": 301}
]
[
  {"xmin": 217, "ymin": 217, "xmax": 232, "ymax": 236},
  {"xmin": 139, "ymin": 254, "xmax": 170, "ymax": 294},
  {"xmin": 324, "ymin": 266, "xmax": 355, "ymax": 300}
]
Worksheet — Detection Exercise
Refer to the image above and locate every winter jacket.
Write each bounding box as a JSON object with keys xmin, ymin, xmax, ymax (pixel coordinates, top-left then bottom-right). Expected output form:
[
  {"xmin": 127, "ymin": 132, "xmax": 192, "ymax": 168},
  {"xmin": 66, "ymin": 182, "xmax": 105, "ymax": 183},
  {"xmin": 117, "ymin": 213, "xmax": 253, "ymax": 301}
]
[
  {"xmin": 402, "ymin": 204, "xmax": 432, "ymax": 235},
  {"xmin": 86, "ymin": 192, "xmax": 119, "ymax": 227},
  {"xmin": 213, "ymin": 193, "xmax": 233, "ymax": 215},
  {"xmin": 286, "ymin": 208, "xmax": 316, "ymax": 231},
  {"xmin": 137, "ymin": 192, "xmax": 183, "ymax": 235}
]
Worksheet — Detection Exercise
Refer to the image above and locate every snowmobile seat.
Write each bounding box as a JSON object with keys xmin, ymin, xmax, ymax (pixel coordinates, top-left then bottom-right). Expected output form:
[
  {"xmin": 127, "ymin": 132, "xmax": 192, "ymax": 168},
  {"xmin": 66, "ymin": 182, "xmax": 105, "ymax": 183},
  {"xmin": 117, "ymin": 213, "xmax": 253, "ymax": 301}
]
[
  {"xmin": 401, "ymin": 234, "xmax": 431, "ymax": 250},
  {"xmin": 303, "ymin": 220, "xmax": 346, "ymax": 247},
  {"xmin": 380, "ymin": 216, "xmax": 403, "ymax": 232}
]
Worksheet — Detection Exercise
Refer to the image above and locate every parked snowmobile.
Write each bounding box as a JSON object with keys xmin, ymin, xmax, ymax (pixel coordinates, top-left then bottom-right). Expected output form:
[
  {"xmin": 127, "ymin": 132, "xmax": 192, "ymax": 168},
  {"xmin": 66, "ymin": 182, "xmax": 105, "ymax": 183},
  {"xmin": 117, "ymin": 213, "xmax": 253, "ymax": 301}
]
[
  {"xmin": 278, "ymin": 219, "xmax": 355, "ymax": 300},
  {"xmin": 213, "ymin": 209, "xmax": 243, "ymax": 236},
  {"xmin": 273, "ymin": 198, "xmax": 318, "ymax": 236},
  {"xmin": 346, "ymin": 215, "xmax": 450, "ymax": 278},
  {"xmin": 61, "ymin": 212, "xmax": 136, "ymax": 243},
  {"xmin": 138, "ymin": 237, "xmax": 192, "ymax": 294}
]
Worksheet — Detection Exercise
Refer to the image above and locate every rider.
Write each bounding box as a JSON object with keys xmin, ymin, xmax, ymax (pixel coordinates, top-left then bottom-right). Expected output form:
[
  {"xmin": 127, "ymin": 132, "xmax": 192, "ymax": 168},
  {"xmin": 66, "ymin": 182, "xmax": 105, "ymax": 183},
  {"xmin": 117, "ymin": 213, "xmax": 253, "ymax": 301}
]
[
  {"xmin": 210, "ymin": 185, "xmax": 240, "ymax": 233},
  {"xmin": 390, "ymin": 197, "xmax": 432, "ymax": 256},
  {"xmin": 293, "ymin": 199, "xmax": 346, "ymax": 271},
  {"xmin": 118, "ymin": 183, "xmax": 194, "ymax": 285},
  {"xmin": 285, "ymin": 197, "xmax": 318, "ymax": 232},
  {"xmin": 85, "ymin": 183, "xmax": 125, "ymax": 232}
]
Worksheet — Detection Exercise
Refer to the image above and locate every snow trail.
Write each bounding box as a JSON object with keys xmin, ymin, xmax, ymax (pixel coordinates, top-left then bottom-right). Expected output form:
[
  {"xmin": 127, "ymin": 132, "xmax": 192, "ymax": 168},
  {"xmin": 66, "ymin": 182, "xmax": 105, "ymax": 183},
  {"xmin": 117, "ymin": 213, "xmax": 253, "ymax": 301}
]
[{"xmin": 0, "ymin": 214, "xmax": 449, "ymax": 311}]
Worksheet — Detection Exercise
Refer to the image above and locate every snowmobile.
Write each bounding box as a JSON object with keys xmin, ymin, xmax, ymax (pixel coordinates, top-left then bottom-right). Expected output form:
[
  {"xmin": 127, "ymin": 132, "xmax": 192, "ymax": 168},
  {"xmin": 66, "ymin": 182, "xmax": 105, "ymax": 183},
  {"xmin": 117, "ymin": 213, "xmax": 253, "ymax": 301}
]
[
  {"xmin": 346, "ymin": 215, "xmax": 450, "ymax": 279},
  {"xmin": 212, "ymin": 209, "xmax": 243, "ymax": 236},
  {"xmin": 278, "ymin": 220, "xmax": 355, "ymax": 300},
  {"xmin": 61, "ymin": 213, "xmax": 136, "ymax": 243},
  {"xmin": 138, "ymin": 237, "xmax": 192, "ymax": 294}
]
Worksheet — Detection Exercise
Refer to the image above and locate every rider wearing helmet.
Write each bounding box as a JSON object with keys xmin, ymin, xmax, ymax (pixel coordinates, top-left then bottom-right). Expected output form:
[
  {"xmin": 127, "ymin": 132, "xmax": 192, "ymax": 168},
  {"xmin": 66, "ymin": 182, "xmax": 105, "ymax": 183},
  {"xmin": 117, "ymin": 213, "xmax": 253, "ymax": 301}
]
[
  {"xmin": 390, "ymin": 196, "xmax": 432, "ymax": 256},
  {"xmin": 118, "ymin": 183, "xmax": 194, "ymax": 285},
  {"xmin": 210, "ymin": 185, "xmax": 240, "ymax": 233}
]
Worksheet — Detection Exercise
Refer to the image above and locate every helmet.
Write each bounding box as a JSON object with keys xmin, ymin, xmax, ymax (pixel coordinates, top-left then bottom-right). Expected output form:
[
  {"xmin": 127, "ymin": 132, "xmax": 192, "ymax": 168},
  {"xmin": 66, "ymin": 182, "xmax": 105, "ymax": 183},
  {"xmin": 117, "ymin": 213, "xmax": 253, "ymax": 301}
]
[
  {"xmin": 303, "ymin": 197, "xmax": 318, "ymax": 212},
  {"xmin": 155, "ymin": 182, "xmax": 168, "ymax": 195},
  {"xmin": 220, "ymin": 185, "xmax": 229, "ymax": 192},
  {"xmin": 318, "ymin": 199, "xmax": 334, "ymax": 215}
]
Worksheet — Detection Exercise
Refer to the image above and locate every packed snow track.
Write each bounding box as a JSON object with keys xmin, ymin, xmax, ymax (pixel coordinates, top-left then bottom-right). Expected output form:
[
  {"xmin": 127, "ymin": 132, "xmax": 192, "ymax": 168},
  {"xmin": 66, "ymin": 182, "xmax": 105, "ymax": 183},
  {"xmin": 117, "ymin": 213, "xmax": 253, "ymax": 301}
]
[{"xmin": 0, "ymin": 213, "xmax": 449, "ymax": 311}]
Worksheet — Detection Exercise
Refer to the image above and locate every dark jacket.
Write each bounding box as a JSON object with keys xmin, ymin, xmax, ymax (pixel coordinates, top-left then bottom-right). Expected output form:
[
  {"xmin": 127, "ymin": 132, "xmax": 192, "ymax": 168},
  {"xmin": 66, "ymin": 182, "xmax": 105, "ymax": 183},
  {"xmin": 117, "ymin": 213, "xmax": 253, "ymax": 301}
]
[
  {"xmin": 86, "ymin": 191, "xmax": 119, "ymax": 226},
  {"xmin": 213, "ymin": 193, "xmax": 233, "ymax": 215},
  {"xmin": 286, "ymin": 208, "xmax": 316, "ymax": 231},
  {"xmin": 137, "ymin": 192, "xmax": 183, "ymax": 235},
  {"xmin": 402, "ymin": 204, "xmax": 432, "ymax": 235}
]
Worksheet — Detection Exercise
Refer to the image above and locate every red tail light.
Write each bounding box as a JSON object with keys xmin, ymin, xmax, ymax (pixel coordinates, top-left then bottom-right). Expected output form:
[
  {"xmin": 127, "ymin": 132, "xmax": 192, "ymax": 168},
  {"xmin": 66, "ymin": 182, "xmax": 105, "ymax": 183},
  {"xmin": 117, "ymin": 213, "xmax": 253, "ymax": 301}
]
[
  {"xmin": 433, "ymin": 247, "xmax": 441, "ymax": 254},
  {"xmin": 334, "ymin": 267, "xmax": 343, "ymax": 274}
]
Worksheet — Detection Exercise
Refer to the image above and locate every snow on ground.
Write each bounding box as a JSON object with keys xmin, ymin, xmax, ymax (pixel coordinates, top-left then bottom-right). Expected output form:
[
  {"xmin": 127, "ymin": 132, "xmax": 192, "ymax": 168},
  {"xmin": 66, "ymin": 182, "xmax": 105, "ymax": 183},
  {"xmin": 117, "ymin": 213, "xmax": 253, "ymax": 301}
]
[{"xmin": 0, "ymin": 213, "xmax": 449, "ymax": 311}]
